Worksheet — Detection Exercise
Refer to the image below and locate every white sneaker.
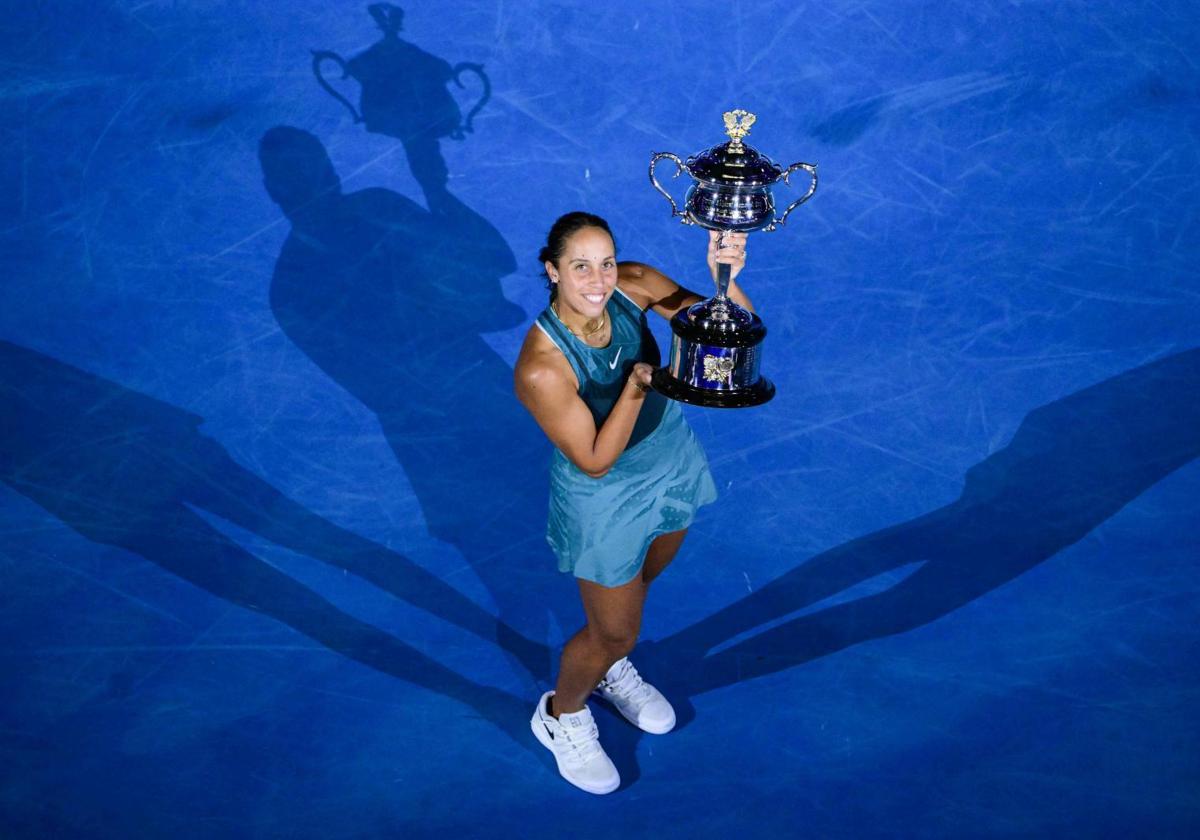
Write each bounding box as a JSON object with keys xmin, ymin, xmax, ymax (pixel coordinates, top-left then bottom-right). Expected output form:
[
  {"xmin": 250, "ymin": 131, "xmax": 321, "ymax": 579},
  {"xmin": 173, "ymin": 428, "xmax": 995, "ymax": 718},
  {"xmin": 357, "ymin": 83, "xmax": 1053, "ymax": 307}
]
[
  {"xmin": 530, "ymin": 691, "xmax": 620, "ymax": 795},
  {"xmin": 593, "ymin": 657, "xmax": 676, "ymax": 735}
]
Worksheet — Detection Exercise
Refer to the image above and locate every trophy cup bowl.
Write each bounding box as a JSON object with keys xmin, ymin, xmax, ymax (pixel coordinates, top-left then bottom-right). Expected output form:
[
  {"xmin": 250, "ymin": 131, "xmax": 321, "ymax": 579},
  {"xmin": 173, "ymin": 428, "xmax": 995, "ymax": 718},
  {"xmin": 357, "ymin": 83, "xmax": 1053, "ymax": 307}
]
[{"xmin": 648, "ymin": 109, "xmax": 817, "ymax": 408}]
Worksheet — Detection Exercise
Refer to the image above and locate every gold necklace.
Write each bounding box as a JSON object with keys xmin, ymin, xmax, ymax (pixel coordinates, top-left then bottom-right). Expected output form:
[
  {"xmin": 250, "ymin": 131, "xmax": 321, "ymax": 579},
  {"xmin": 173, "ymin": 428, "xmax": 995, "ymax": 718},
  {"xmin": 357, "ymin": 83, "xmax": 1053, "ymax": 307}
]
[{"xmin": 553, "ymin": 302, "xmax": 608, "ymax": 341}]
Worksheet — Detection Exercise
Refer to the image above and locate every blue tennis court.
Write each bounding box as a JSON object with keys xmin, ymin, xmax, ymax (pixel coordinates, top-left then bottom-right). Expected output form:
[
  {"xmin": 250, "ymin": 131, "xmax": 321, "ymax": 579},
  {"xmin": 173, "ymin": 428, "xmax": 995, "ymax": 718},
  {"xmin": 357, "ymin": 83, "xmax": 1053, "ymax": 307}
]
[{"xmin": 2, "ymin": 2, "xmax": 1198, "ymax": 836}]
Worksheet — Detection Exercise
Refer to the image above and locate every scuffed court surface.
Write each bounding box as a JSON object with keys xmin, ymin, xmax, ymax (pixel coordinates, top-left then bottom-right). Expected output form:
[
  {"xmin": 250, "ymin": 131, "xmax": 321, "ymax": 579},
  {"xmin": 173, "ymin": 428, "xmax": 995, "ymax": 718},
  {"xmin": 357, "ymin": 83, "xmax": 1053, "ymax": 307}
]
[{"xmin": 2, "ymin": 2, "xmax": 1198, "ymax": 836}]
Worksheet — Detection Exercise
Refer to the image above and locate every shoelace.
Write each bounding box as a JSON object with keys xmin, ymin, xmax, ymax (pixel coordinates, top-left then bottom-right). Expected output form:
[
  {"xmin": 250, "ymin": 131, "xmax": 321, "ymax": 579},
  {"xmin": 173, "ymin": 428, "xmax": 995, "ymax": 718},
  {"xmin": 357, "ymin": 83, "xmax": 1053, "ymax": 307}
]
[
  {"xmin": 558, "ymin": 716, "xmax": 602, "ymax": 765},
  {"xmin": 600, "ymin": 659, "xmax": 653, "ymax": 705}
]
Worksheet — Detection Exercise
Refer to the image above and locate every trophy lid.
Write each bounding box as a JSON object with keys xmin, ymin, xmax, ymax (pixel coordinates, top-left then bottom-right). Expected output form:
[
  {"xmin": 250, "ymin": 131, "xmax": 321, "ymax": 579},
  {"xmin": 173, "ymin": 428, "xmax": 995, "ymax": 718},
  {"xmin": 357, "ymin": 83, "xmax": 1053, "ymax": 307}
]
[{"xmin": 685, "ymin": 110, "xmax": 784, "ymax": 186}]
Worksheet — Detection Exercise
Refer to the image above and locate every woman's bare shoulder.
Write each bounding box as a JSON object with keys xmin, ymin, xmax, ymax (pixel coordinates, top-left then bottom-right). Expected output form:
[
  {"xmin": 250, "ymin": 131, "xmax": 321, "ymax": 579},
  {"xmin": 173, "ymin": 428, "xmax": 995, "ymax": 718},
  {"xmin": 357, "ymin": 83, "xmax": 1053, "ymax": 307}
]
[
  {"xmin": 618, "ymin": 260, "xmax": 699, "ymax": 318},
  {"xmin": 617, "ymin": 261, "xmax": 668, "ymax": 309},
  {"xmin": 514, "ymin": 324, "xmax": 575, "ymax": 395}
]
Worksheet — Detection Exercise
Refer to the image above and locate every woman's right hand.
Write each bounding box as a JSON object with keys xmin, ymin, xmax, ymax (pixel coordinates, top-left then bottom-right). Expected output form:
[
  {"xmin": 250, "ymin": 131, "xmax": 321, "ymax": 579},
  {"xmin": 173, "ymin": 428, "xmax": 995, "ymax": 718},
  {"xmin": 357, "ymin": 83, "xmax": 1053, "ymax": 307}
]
[
  {"xmin": 707, "ymin": 229, "xmax": 748, "ymax": 284},
  {"xmin": 627, "ymin": 362, "xmax": 654, "ymax": 397}
]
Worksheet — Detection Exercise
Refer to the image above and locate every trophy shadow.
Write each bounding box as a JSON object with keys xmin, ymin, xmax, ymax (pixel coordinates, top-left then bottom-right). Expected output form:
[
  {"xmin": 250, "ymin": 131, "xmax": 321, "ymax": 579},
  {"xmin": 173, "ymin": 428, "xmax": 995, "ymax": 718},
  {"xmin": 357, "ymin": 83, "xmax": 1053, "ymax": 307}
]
[
  {"xmin": 639, "ymin": 348, "xmax": 1200, "ymax": 699},
  {"xmin": 311, "ymin": 1, "xmax": 490, "ymax": 213},
  {"xmin": 0, "ymin": 339, "xmax": 538, "ymax": 750},
  {"xmin": 260, "ymin": 126, "xmax": 572, "ymax": 684}
]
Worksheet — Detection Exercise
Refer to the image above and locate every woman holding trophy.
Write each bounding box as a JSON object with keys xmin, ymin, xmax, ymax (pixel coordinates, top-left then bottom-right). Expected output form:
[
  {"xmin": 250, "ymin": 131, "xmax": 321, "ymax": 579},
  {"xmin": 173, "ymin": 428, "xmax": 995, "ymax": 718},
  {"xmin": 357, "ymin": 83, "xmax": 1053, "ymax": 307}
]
[{"xmin": 514, "ymin": 211, "xmax": 751, "ymax": 794}]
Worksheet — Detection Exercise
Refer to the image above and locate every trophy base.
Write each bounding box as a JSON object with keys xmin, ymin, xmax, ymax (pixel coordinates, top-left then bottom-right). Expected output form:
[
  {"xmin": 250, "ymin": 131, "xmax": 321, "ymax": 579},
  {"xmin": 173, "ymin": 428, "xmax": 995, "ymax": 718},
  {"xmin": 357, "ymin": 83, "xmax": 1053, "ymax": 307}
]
[{"xmin": 651, "ymin": 367, "xmax": 775, "ymax": 408}]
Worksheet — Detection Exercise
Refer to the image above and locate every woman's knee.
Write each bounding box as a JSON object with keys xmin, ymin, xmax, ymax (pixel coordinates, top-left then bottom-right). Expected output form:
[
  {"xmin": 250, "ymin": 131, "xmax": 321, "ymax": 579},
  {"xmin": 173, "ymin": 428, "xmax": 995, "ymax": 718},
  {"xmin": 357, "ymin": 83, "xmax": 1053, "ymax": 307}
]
[{"xmin": 588, "ymin": 625, "xmax": 638, "ymax": 659}]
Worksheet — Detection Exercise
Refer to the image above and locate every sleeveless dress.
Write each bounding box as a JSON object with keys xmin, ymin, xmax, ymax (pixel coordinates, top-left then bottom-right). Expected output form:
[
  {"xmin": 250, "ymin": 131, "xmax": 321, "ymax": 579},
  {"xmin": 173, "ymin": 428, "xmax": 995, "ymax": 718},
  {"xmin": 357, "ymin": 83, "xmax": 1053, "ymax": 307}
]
[{"xmin": 536, "ymin": 286, "xmax": 718, "ymax": 587}]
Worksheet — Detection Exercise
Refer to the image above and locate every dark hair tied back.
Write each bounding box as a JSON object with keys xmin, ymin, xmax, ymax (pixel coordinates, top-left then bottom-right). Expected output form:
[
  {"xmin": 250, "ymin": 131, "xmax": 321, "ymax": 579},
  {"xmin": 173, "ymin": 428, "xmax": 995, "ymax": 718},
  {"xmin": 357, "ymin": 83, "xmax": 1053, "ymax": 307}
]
[{"xmin": 538, "ymin": 211, "xmax": 615, "ymax": 302}]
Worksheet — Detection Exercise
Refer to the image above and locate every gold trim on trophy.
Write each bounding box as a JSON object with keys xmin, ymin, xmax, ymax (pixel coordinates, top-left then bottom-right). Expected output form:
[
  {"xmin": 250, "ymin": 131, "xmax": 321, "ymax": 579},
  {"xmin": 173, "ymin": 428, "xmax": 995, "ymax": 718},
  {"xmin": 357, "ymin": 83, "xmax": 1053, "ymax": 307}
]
[
  {"xmin": 703, "ymin": 354, "xmax": 736, "ymax": 384},
  {"xmin": 722, "ymin": 109, "xmax": 757, "ymax": 153}
]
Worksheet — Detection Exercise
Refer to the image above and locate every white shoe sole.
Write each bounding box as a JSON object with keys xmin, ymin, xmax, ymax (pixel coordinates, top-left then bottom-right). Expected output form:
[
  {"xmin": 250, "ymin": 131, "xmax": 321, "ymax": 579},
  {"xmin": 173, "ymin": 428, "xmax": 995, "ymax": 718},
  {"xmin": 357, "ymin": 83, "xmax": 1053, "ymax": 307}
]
[{"xmin": 530, "ymin": 714, "xmax": 620, "ymax": 795}]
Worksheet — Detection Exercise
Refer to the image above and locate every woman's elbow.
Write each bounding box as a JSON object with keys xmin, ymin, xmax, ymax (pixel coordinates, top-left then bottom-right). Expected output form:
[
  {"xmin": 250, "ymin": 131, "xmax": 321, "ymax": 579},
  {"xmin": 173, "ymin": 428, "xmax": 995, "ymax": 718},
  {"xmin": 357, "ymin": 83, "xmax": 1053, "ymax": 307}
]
[
  {"xmin": 580, "ymin": 464, "xmax": 611, "ymax": 479},
  {"xmin": 564, "ymin": 443, "xmax": 614, "ymax": 478},
  {"xmin": 573, "ymin": 454, "xmax": 612, "ymax": 478}
]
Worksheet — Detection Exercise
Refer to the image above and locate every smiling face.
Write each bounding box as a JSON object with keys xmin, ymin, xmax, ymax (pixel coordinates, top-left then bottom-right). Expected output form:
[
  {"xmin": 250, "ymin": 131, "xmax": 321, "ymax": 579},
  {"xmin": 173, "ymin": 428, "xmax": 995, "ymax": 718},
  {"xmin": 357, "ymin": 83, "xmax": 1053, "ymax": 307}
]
[{"xmin": 545, "ymin": 226, "xmax": 618, "ymax": 323}]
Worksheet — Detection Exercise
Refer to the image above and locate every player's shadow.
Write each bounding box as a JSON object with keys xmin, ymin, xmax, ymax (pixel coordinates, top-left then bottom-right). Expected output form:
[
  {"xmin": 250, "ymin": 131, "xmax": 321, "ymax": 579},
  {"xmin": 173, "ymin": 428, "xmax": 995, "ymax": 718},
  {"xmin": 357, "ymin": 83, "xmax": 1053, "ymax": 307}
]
[
  {"xmin": 0, "ymin": 339, "xmax": 534, "ymax": 745},
  {"xmin": 261, "ymin": 127, "xmax": 570, "ymax": 682},
  {"xmin": 646, "ymin": 348, "xmax": 1200, "ymax": 697}
]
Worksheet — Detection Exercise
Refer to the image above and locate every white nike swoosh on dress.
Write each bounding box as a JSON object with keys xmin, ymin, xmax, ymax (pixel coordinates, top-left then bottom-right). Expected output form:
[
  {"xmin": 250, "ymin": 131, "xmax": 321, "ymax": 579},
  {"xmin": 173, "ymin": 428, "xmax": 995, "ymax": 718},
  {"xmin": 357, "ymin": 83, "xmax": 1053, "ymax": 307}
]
[{"xmin": 608, "ymin": 347, "xmax": 623, "ymax": 369}]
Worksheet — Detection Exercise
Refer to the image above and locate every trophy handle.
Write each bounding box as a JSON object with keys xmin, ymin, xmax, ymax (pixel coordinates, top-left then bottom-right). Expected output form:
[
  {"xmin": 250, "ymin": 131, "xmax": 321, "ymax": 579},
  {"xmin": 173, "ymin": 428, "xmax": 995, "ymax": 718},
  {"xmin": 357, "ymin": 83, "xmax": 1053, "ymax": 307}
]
[
  {"xmin": 766, "ymin": 162, "xmax": 818, "ymax": 231},
  {"xmin": 452, "ymin": 62, "xmax": 491, "ymax": 136},
  {"xmin": 311, "ymin": 50, "xmax": 362, "ymax": 123},
  {"xmin": 649, "ymin": 152, "xmax": 694, "ymax": 224}
]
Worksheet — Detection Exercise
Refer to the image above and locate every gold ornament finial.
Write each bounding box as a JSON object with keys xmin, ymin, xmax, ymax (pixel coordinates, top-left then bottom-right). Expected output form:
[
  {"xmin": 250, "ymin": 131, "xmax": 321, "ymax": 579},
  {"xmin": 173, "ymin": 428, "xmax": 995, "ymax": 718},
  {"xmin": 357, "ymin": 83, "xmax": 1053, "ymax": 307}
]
[{"xmin": 723, "ymin": 109, "xmax": 756, "ymax": 152}]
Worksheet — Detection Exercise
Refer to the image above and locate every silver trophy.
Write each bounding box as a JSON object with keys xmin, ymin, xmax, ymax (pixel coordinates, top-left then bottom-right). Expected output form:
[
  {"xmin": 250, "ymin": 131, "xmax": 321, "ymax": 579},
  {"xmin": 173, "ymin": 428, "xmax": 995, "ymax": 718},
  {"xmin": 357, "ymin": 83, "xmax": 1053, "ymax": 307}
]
[{"xmin": 648, "ymin": 110, "xmax": 817, "ymax": 407}]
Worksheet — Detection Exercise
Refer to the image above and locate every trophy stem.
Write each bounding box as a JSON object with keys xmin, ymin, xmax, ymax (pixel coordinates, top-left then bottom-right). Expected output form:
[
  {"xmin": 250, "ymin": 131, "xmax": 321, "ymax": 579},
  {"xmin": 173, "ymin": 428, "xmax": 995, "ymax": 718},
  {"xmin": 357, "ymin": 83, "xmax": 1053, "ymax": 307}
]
[{"xmin": 715, "ymin": 253, "xmax": 732, "ymax": 300}]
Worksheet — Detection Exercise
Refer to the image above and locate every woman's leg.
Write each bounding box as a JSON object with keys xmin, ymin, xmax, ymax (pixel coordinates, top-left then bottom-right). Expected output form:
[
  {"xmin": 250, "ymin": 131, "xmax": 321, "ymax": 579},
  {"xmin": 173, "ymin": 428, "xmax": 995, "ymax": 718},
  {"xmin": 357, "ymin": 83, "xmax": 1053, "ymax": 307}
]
[
  {"xmin": 641, "ymin": 528, "xmax": 688, "ymax": 586},
  {"xmin": 551, "ymin": 528, "xmax": 690, "ymax": 715},
  {"xmin": 552, "ymin": 574, "xmax": 645, "ymax": 714}
]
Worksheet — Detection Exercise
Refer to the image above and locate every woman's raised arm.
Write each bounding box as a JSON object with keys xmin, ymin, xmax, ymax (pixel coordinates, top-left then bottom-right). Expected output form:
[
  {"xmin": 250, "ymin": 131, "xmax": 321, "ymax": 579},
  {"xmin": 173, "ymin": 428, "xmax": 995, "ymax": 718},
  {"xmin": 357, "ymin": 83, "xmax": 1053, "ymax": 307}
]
[{"xmin": 617, "ymin": 230, "xmax": 754, "ymax": 318}]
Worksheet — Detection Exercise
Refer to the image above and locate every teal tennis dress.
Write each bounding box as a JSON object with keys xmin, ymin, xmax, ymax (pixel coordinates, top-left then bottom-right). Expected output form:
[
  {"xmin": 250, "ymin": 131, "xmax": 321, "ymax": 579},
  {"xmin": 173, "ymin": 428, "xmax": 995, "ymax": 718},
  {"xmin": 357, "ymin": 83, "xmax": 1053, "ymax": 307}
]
[{"xmin": 536, "ymin": 286, "xmax": 717, "ymax": 587}]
